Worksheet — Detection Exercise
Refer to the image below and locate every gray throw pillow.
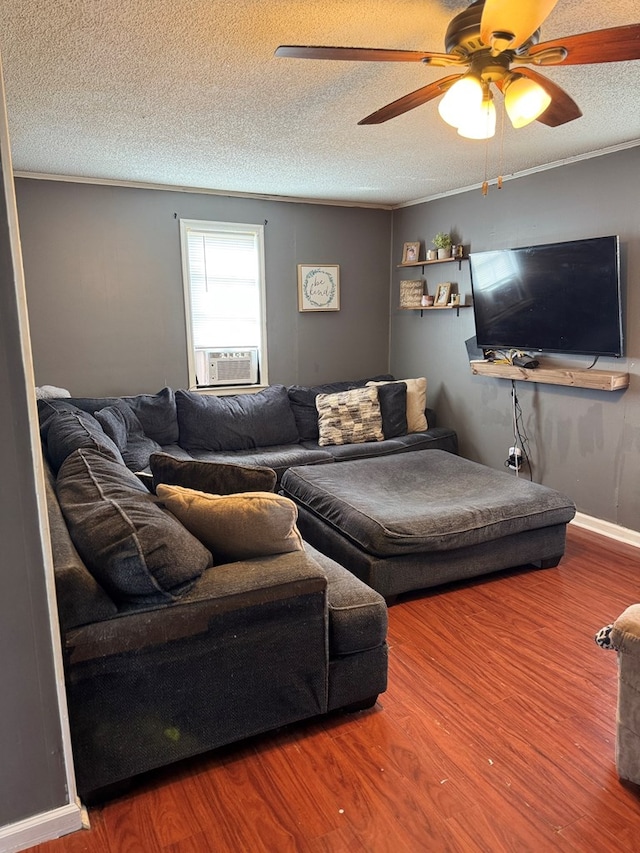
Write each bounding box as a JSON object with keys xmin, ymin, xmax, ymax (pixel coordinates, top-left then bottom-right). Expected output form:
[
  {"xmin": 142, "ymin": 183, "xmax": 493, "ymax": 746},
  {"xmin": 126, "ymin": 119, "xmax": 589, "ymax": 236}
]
[
  {"xmin": 46, "ymin": 411, "xmax": 125, "ymax": 473},
  {"xmin": 95, "ymin": 404, "xmax": 162, "ymax": 472},
  {"xmin": 149, "ymin": 452, "xmax": 277, "ymax": 495},
  {"xmin": 378, "ymin": 382, "xmax": 408, "ymax": 438},
  {"xmin": 37, "ymin": 399, "xmax": 96, "ymax": 441},
  {"xmin": 56, "ymin": 449, "xmax": 212, "ymax": 606},
  {"xmin": 175, "ymin": 385, "xmax": 299, "ymax": 452},
  {"xmin": 40, "ymin": 387, "xmax": 179, "ymax": 445}
]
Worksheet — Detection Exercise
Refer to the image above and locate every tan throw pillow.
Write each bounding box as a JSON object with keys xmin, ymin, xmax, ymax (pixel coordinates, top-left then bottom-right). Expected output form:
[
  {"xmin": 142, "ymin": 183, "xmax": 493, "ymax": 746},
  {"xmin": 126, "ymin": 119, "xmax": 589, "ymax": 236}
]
[
  {"xmin": 156, "ymin": 485, "xmax": 304, "ymax": 563},
  {"xmin": 315, "ymin": 386, "xmax": 383, "ymax": 447},
  {"xmin": 367, "ymin": 378, "xmax": 427, "ymax": 433}
]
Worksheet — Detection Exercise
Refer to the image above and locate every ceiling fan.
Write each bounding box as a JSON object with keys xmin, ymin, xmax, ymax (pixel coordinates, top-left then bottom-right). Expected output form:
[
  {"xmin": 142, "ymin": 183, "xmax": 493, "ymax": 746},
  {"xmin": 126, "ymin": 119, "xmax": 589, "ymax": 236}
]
[{"xmin": 275, "ymin": 0, "xmax": 640, "ymax": 139}]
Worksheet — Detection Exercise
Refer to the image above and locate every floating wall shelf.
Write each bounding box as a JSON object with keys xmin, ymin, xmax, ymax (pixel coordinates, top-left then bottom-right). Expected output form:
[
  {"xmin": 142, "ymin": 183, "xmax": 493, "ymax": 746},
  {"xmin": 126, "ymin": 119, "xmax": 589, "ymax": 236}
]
[
  {"xmin": 469, "ymin": 360, "xmax": 629, "ymax": 392},
  {"xmin": 398, "ymin": 256, "xmax": 466, "ymax": 271},
  {"xmin": 401, "ymin": 304, "xmax": 470, "ymax": 317}
]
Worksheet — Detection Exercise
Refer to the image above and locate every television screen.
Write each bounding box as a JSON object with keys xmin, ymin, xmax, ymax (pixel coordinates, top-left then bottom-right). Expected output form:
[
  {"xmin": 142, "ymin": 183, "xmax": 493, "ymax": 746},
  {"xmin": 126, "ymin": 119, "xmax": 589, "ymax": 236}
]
[{"xmin": 469, "ymin": 235, "xmax": 623, "ymax": 357}]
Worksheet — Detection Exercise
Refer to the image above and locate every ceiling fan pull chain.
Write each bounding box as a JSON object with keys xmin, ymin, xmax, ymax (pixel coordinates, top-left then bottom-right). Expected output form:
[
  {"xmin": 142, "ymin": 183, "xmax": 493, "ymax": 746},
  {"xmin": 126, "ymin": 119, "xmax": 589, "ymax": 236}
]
[
  {"xmin": 481, "ymin": 130, "xmax": 491, "ymax": 196},
  {"xmin": 497, "ymin": 102, "xmax": 505, "ymax": 190}
]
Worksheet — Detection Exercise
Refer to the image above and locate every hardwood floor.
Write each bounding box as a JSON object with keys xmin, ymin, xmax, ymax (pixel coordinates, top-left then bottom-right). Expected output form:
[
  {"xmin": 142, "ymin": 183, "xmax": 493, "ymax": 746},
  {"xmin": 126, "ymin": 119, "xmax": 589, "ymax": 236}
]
[{"xmin": 32, "ymin": 526, "xmax": 640, "ymax": 852}]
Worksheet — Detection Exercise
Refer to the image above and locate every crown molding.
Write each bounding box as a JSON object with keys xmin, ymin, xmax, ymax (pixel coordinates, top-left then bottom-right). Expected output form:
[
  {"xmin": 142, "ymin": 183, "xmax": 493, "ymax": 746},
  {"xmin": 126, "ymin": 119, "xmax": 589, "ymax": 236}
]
[
  {"xmin": 394, "ymin": 139, "xmax": 640, "ymax": 208},
  {"xmin": 12, "ymin": 171, "xmax": 394, "ymax": 210},
  {"xmin": 13, "ymin": 138, "xmax": 640, "ymax": 210}
]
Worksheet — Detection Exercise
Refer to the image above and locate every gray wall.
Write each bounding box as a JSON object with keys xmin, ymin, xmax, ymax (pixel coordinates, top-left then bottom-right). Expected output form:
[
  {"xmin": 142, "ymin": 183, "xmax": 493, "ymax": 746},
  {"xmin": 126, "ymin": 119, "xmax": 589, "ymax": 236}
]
[
  {"xmin": 390, "ymin": 146, "xmax": 640, "ymax": 531},
  {"xmin": 15, "ymin": 180, "xmax": 393, "ymax": 396}
]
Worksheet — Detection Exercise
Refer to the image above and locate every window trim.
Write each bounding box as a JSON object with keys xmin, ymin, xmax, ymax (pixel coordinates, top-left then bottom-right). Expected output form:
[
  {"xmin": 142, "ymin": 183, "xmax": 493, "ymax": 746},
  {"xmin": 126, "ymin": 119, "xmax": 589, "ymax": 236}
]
[{"xmin": 179, "ymin": 219, "xmax": 268, "ymax": 391}]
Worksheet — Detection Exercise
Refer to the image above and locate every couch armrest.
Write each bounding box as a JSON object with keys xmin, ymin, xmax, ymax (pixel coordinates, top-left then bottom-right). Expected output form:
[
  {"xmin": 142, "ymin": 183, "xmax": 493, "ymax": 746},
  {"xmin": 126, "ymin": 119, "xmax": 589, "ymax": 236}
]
[
  {"xmin": 63, "ymin": 549, "xmax": 331, "ymax": 796},
  {"xmin": 612, "ymin": 604, "xmax": 640, "ymax": 652},
  {"xmin": 64, "ymin": 550, "xmax": 327, "ymax": 664}
]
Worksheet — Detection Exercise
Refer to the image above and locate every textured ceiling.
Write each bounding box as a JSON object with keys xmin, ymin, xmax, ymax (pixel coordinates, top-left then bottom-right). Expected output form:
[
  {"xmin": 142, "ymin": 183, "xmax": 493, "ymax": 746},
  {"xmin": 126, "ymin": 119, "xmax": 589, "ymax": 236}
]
[{"xmin": 1, "ymin": 0, "xmax": 639, "ymax": 207}]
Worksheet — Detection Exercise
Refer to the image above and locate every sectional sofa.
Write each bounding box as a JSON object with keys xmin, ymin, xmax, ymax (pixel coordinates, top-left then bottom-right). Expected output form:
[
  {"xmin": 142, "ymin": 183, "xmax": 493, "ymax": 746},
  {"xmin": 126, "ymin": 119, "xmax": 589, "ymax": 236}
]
[{"xmin": 39, "ymin": 375, "xmax": 453, "ymax": 800}]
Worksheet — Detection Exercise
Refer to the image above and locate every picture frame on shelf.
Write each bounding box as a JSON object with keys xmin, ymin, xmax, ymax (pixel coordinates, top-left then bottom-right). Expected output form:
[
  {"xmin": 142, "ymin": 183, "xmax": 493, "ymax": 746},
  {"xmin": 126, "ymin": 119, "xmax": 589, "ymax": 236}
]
[
  {"xmin": 401, "ymin": 242, "xmax": 421, "ymax": 264},
  {"xmin": 297, "ymin": 264, "xmax": 340, "ymax": 312},
  {"xmin": 399, "ymin": 280, "xmax": 424, "ymax": 309},
  {"xmin": 435, "ymin": 282, "xmax": 451, "ymax": 306}
]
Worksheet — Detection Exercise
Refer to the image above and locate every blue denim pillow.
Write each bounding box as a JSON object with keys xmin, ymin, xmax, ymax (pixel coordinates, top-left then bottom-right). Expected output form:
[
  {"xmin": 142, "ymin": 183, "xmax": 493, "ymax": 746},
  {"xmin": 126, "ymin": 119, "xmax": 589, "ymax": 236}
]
[{"xmin": 176, "ymin": 385, "xmax": 299, "ymax": 451}]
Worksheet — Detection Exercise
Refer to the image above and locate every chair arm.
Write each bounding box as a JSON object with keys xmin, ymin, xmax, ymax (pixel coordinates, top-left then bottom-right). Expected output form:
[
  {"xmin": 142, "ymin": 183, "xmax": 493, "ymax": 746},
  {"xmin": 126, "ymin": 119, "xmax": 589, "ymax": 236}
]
[{"xmin": 612, "ymin": 604, "xmax": 640, "ymax": 653}]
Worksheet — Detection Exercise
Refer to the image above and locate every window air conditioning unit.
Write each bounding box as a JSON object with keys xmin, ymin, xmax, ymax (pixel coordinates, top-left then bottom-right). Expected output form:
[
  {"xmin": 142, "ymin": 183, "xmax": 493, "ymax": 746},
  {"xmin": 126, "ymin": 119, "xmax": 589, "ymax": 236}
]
[{"xmin": 195, "ymin": 347, "xmax": 259, "ymax": 387}]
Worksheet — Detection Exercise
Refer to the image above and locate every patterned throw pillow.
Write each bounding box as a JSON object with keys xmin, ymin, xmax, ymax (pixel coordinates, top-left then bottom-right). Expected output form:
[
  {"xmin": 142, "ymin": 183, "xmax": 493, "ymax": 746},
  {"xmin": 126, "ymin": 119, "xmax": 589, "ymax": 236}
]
[{"xmin": 315, "ymin": 386, "xmax": 384, "ymax": 447}]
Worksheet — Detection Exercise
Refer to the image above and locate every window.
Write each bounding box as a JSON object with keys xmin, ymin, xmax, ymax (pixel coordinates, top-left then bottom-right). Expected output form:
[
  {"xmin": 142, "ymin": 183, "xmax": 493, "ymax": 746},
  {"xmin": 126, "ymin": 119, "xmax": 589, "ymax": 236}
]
[{"xmin": 180, "ymin": 219, "xmax": 267, "ymax": 388}]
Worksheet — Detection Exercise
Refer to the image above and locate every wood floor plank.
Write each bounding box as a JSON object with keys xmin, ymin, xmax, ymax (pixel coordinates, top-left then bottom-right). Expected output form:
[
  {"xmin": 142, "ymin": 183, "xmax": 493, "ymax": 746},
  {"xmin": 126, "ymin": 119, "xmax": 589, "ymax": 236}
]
[{"xmin": 29, "ymin": 527, "xmax": 640, "ymax": 852}]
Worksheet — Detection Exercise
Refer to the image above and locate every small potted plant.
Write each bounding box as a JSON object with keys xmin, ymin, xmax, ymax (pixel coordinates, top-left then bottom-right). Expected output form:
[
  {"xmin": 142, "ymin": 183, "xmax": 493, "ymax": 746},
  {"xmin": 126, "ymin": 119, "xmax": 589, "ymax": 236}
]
[{"xmin": 433, "ymin": 232, "xmax": 452, "ymax": 260}]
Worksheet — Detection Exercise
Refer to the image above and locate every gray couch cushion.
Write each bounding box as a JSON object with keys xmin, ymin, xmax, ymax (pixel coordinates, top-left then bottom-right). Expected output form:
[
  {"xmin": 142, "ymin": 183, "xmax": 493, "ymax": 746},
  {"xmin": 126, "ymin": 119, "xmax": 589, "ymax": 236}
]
[
  {"xmin": 38, "ymin": 399, "xmax": 94, "ymax": 440},
  {"xmin": 95, "ymin": 404, "xmax": 162, "ymax": 472},
  {"xmin": 281, "ymin": 450, "xmax": 576, "ymax": 557},
  {"xmin": 301, "ymin": 437, "xmax": 417, "ymax": 461},
  {"xmin": 176, "ymin": 386, "xmax": 300, "ymax": 451},
  {"xmin": 149, "ymin": 452, "xmax": 277, "ymax": 495},
  {"xmin": 186, "ymin": 445, "xmax": 334, "ymax": 483},
  {"xmin": 39, "ymin": 387, "xmax": 179, "ymax": 445},
  {"xmin": 46, "ymin": 411, "xmax": 125, "ymax": 473},
  {"xmin": 56, "ymin": 448, "xmax": 212, "ymax": 606},
  {"xmin": 43, "ymin": 460, "xmax": 118, "ymax": 629}
]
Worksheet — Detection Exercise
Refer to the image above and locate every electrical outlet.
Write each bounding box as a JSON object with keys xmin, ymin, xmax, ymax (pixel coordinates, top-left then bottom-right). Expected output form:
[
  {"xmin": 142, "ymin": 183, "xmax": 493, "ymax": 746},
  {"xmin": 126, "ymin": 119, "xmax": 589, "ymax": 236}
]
[{"xmin": 508, "ymin": 446, "xmax": 523, "ymax": 470}]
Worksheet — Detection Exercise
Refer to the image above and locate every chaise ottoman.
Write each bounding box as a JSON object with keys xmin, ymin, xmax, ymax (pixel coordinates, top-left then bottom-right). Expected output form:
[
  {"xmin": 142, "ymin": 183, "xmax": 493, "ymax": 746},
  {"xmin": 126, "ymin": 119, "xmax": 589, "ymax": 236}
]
[{"xmin": 280, "ymin": 450, "xmax": 576, "ymax": 599}]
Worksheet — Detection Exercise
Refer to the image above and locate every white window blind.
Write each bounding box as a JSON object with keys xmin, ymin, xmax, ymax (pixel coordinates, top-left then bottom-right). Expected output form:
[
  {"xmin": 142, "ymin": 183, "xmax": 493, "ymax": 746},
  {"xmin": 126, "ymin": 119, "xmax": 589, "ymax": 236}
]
[{"xmin": 180, "ymin": 219, "xmax": 266, "ymax": 387}]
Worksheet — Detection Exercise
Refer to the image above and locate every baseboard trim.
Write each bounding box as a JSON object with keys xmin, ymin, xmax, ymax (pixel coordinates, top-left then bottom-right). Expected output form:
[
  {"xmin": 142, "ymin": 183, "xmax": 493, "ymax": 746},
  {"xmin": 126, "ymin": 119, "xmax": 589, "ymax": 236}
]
[
  {"xmin": 0, "ymin": 801, "xmax": 84, "ymax": 853},
  {"xmin": 571, "ymin": 512, "xmax": 640, "ymax": 549}
]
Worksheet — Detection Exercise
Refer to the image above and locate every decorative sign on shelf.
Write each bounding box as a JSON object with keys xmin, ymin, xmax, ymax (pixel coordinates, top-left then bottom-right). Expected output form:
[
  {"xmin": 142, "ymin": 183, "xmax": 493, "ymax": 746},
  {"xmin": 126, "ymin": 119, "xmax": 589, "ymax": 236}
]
[
  {"xmin": 297, "ymin": 264, "xmax": 340, "ymax": 312},
  {"xmin": 399, "ymin": 280, "xmax": 424, "ymax": 309}
]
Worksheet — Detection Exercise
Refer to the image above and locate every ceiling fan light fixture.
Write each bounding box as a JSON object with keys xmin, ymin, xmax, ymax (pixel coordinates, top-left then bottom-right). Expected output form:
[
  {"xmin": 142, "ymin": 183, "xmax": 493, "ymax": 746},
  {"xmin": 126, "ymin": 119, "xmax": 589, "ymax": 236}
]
[
  {"xmin": 437, "ymin": 75, "xmax": 483, "ymax": 128},
  {"xmin": 505, "ymin": 75, "xmax": 552, "ymax": 128},
  {"xmin": 457, "ymin": 91, "xmax": 497, "ymax": 140}
]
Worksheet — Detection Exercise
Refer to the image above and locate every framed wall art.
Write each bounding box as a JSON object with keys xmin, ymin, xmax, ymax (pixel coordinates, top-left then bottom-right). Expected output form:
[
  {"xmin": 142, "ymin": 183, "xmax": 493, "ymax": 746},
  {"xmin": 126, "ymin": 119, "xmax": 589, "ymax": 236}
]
[
  {"xmin": 434, "ymin": 282, "xmax": 452, "ymax": 306},
  {"xmin": 297, "ymin": 265, "xmax": 340, "ymax": 312},
  {"xmin": 401, "ymin": 242, "xmax": 421, "ymax": 264}
]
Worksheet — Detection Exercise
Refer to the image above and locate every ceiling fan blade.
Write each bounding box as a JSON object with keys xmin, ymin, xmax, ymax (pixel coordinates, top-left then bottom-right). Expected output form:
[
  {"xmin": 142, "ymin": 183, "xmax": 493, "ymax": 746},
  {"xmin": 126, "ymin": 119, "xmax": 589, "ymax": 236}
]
[
  {"xmin": 516, "ymin": 67, "xmax": 582, "ymax": 126},
  {"xmin": 274, "ymin": 45, "xmax": 457, "ymax": 66},
  {"xmin": 525, "ymin": 24, "xmax": 640, "ymax": 66},
  {"xmin": 480, "ymin": 0, "xmax": 559, "ymax": 52},
  {"xmin": 358, "ymin": 75, "xmax": 463, "ymax": 125}
]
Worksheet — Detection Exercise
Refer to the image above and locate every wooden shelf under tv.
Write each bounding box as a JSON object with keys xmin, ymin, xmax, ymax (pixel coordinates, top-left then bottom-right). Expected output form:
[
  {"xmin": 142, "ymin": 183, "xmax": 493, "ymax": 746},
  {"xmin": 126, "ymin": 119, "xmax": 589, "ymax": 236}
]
[{"xmin": 469, "ymin": 360, "xmax": 629, "ymax": 392}]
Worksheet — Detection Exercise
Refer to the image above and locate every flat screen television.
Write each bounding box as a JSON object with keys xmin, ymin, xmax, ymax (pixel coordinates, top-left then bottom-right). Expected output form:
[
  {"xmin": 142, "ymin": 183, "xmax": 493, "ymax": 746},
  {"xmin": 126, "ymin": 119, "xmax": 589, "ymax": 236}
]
[{"xmin": 469, "ymin": 235, "xmax": 623, "ymax": 357}]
